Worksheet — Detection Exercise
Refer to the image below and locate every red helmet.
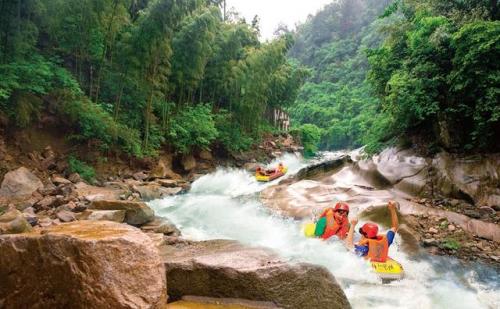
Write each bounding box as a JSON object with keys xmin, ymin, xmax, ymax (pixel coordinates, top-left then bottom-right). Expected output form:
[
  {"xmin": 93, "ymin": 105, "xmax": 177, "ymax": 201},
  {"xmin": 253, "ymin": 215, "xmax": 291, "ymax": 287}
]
[
  {"xmin": 360, "ymin": 222, "xmax": 378, "ymax": 238},
  {"xmin": 334, "ymin": 202, "xmax": 349, "ymax": 213},
  {"xmin": 256, "ymin": 167, "xmax": 262, "ymax": 171}
]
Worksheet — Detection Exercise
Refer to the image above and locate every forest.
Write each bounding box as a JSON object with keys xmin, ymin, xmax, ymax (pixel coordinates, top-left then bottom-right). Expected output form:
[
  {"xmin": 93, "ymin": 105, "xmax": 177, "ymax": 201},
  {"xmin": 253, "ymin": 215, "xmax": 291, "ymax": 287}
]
[
  {"xmin": 0, "ymin": 0, "xmax": 498, "ymax": 159},
  {"xmin": 289, "ymin": 0, "xmax": 499, "ymax": 154},
  {"xmin": 0, "ymin": 0, "xmax": 308, "ymax": 158}
]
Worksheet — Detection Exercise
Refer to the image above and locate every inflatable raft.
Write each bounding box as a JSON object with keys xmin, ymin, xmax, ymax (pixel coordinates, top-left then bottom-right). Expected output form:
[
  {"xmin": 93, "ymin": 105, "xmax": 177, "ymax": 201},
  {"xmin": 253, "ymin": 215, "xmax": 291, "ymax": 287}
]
[
  {"xmin": 255, "ymin": 167, "xmax": 287, "ymax": 182},
  {"xmin": 371, "ymin": 258, "xmax": 404, "ymax": 281}
]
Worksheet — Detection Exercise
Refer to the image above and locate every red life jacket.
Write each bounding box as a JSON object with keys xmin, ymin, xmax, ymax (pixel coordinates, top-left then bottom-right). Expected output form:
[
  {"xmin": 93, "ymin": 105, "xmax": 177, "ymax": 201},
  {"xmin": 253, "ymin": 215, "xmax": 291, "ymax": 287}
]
[
  {"xmin": 319, "ymin": 208, "xmax": 349, "ymax": 240},
  {"xmin": 358, "ymin": 235, "xmax": 389, "ymax": 262}
]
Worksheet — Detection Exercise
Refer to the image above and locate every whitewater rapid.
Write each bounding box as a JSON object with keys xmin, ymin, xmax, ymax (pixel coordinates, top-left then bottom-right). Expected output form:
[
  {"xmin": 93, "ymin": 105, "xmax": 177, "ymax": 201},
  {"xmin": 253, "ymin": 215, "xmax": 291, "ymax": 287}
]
[{"xmin": 149, "ymin": 153, "xmax": 499, "ymax": 309}]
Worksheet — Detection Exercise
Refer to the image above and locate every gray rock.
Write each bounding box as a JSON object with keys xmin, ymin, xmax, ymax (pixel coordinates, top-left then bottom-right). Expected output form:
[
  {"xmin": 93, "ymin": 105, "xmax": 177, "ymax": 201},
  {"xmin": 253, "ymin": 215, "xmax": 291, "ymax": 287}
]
[
  {"xmin": 90, "ymin": 200, "xmax": 154, "ymax": 225},
  {"xmin": 161, "ymin": 239, "xmax": 350, "ymax": 309},
  {"xmin": 133, "ymin": 184, "xmax": 182, "ymax": 201},
  {"xmin": 141, "ymin": 217, "xmax": 181, "ymax": 236},
  {"xmin": 0, "ymin": 167, "xmax": 43, "ymax": 198}
]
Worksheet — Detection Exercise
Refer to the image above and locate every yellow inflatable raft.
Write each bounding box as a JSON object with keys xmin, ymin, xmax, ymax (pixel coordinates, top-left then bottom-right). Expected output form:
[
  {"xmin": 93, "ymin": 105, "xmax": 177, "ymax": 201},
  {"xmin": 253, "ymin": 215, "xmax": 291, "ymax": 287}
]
[
  {"xmin": 371, "ymin": 258, "xmax": 404, "ymax": 281},
  {"xmin": 303, "ymin": 222, "xmax": 316, "ymax": 237},
  {"xmin": 255, "ymin": 167, "xmax": 288, "ymax": 182}
]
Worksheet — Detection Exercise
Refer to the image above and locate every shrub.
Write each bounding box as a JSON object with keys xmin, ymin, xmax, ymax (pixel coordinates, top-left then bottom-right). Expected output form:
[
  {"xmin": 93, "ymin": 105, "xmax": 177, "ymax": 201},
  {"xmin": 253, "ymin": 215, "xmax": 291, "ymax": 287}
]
[
  {"xmin": 168, "ymin": 104, "xmax": 218, "ymax": 154},
  {"xmin": 215, "ymin": 109, "xmax": 253, "ymax": 153},
  {"xmin": 441, "ymin": 238, "xmax": 461, "ymax": 251},
  {"xmin": 295, "ymin": 124, "xmax": 322, "ymax": 157},
  {"xmin": 58, "ymin": 97, "xmax": 142, "ymax": 157},
  {"xmin": 68, "ymin": 156, "xmax": 95, "ymax": 182}
]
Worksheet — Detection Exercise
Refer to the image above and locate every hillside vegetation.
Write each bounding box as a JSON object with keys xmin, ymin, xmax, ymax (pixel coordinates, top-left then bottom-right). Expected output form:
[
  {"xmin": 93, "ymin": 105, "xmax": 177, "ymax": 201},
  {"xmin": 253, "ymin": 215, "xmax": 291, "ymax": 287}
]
[
  {"xmin": 0, "ymin": 0, "xmax": 308, "ymax": 158},
  {"xmin": 289, "ymin": 0, "xmax": 499, "ymax": 154}
]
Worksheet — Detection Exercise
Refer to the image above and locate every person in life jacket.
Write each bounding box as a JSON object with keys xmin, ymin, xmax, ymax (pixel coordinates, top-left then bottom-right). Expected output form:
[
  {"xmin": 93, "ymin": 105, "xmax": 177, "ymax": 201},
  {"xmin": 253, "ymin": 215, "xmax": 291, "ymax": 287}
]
[
  {"xmin": 346, "ymin": 201, "xmax": 399, "ymax": 262},
  {"xmin": 277, "ymin": 162, "xmax": 285, "ymax": 173},
  {"xmin": 318, "ymin": 202, "xmax": 351, "ymax": 240}
]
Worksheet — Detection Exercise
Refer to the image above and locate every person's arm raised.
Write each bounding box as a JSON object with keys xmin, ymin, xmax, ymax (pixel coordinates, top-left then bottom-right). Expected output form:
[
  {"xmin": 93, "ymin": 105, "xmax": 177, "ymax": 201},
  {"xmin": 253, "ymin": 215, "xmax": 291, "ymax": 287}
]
[
  {"xmin": 346, "ymin": 217, "xmax": 358, "ymax": 249},
  {"xmin": 388, "ymin": 200, "xmax": 399, "ymax": 232}
]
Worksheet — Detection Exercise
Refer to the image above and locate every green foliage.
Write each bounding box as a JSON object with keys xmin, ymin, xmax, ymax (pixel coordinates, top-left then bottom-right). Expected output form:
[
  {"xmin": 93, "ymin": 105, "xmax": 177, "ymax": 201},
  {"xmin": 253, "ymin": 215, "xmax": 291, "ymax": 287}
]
[
  {"xmin": 295, "ymin": 124, "xmax": 322, "ymax": 157},
  {"xmin": 449, "ymin": 21, "xmax": 500, "ymax": 148},
  {"xmin": 214, "ymin": 110, "xmax": 253, "ymax": 152},
  {"xmin": 289, "ymin": 0, "xmax": 392, "ymax": 151},
  {"xmin": 59, "ymin": 97, "xmax": 142, "ymax": 156},
  {"xmin": 168, "ymin": 104, "xmax": 218, "ymax": 154},
  {"xmin": 368, "ymin": 2, "xmax": 499, "ymax": 151},
  {"xmin": 68, "ymin": 156, "xmax": 96, "ymax": 182},
  {"xmin": 0, "ymin": 0, "xmax": 319, "ymax": 158},
  {"xmin": 441, "ymin": 238, "xmax": 461, "ymax": 251}
]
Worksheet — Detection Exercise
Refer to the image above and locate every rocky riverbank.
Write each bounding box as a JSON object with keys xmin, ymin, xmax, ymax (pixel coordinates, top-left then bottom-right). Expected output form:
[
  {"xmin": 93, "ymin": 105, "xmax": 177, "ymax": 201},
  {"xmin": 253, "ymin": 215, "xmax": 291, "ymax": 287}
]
[
  {"xmin": 260, "ymin": 148, "xmax": 500, "ymax": 266},
  {"xmin": 2, "ymin": 132, "xmax": 343, "ymax": 309}
]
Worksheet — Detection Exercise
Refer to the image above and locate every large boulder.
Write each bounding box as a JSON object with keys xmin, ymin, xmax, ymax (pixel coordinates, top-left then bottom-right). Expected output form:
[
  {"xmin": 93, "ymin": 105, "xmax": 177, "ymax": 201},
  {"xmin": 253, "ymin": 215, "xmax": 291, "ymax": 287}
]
[
  {"xmin": 161, "ymin": 239, "xmax": 350, "ymax": 309},
  {"xmin": 432, "ymin": 152, "xmax": 500, "ymax": 207},
  {"xmin": 90, "ymin": 200, "xmax": 154, "ymax": 225},
  {"xmin": 0, "ymin": 221, "xmax": 166, "ymax": 308},
  {"xmin": 0, "ymin": 167, "xmax": 43, "ymax": 198}
]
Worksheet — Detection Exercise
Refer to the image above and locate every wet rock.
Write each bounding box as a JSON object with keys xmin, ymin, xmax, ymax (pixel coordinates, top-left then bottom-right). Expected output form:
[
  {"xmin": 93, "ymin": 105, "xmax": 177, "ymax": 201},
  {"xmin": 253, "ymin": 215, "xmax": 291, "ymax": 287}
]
[
  {"xmin": 162, "ymin": 239, "xmax": 350, "ymax": 309},
  {"xmin": 77, "ymin": 209, "xmax": 126, "ymax": 223},
  {"xmin": 0, "ymin": 209, "xmax": 32, "ymax": 234},
  {"xmin": 141, "ymin": 217, "xmax": 181, "ymax": 236},
  {"xmin": 133, "ymin": 183, "xmax": 182, "ymax": 201},
  {"xmin": 0, "ymin": 167, "xmax": 43, "ymax": 198},
  {"xmin": 0, "ymin": 221, "xmax": 166, "ymax": 308},
  {"xmin": 90, "ymin": 200, "xmax": 154, "ymax": 225},
  {"xmin": 295, "ymin": 155, "xmax": 351, "ymax": 181}
]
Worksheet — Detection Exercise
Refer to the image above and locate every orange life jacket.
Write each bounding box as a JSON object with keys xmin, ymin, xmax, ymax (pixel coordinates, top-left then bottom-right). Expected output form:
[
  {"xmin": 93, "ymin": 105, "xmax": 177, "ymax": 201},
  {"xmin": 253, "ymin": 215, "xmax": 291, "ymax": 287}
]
[
  {"xmin": 319, "ymin": 208, "xmax": 349, "ymax": 240},
  {"xmin": 358, "ymin": 235, "xmax": 389, "ymax": 262}
]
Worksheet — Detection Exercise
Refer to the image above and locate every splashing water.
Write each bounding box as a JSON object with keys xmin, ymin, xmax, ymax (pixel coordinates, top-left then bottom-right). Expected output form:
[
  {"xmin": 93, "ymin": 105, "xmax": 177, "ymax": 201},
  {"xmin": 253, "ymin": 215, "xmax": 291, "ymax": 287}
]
[{"xmin": 149, "ymin": 154, "xmax": 500, "ymax": 309}]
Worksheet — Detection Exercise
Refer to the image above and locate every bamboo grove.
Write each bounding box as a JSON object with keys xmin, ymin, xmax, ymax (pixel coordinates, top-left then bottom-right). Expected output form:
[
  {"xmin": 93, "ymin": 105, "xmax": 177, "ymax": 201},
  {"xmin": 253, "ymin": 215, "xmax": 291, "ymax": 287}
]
[{"xmin": 0, "ymin": 0, "xmax": 309, "ymax": 156}]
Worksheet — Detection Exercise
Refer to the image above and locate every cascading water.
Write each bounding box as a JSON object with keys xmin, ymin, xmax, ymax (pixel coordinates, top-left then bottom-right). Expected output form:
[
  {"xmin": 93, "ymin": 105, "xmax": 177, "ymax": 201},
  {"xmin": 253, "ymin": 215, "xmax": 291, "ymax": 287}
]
[{"xmin": 149, "ymin": 153, "xmax": 499, "ymax": 309}]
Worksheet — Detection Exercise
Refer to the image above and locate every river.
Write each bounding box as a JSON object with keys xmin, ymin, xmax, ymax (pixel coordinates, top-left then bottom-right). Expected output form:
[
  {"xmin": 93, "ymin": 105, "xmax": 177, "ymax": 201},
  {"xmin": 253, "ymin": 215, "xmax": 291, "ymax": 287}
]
[{"xmin": 150, "ymin": 153, "xmax": 499, "ymax": 309}]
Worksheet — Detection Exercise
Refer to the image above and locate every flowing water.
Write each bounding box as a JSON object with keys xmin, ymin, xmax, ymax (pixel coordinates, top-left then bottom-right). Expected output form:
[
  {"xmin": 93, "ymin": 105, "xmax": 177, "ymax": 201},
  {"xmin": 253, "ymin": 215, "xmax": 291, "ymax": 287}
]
[{"xmin": 150, "ymin": 153, "xmax": 500, "ymax": 309}]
